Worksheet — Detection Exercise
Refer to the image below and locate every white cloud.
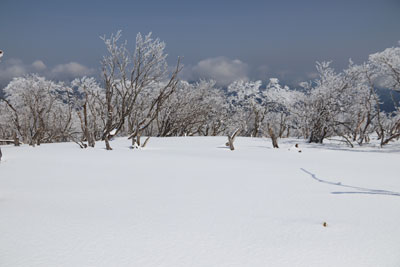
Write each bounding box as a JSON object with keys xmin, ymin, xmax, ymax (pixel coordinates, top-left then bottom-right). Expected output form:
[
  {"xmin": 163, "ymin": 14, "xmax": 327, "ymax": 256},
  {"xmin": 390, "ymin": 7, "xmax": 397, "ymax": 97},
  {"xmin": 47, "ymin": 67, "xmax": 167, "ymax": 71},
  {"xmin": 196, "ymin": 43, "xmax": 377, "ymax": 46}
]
[
  {"xmin": 306, "ymin": 72, "xmax": 319, "ymax": 79},
  {"xmin": 184, "ymin": 57, "xmax": 249, "ymax": 86},
  {"xmin": 32, "ymin": 60, "xmax": 47, "ymax": 71},
  {"xmin": 0, "ymin": 59, "xmax": 28, "ymax": 85},
  {"xmin": 0, "ymin": 59, "xmax": 94, "ymax": 87},
  {"xmin": 50, "ymin": 62, "xmax": 94, "ymax": 79}
]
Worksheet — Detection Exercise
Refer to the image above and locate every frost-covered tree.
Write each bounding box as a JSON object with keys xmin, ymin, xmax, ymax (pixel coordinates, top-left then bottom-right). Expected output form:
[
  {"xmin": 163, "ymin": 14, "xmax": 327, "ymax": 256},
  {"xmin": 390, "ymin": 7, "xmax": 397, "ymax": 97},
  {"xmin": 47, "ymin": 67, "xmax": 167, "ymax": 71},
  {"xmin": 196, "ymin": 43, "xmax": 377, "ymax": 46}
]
[
  {"xmin": 369, "ymin": 45, "xmax": 400, "ymax": 93},
  {"xmin": 198, "ymin": 81, "xmax": 230, "ymax": 136},
  {"xmin": 299, "ymin": 62, "xmax": 365, "ymax": 143},
  {"xmin": 293, "ymin": 59, "xmax": 391, "ymax": 146},
  {"xmin": 0, "ymin": 51, "xmax": 3, "ymax": 161},
  {"xmin": 71, "ymin": 77, "xmax": 106, "ymax": 147},
  {"xmin": 1, "ymin": 75, "xmax": 74, "ymax": 145},
  {"xmin": 262, "ymin": 78, "xmax": 304, "ymax": 148},
  {"xmin": 155, "ymin": 80, "xmax": 228, "ymax": 137},
  {"xmin": 339, "ymin": 62, "xmax": 380, "ymax": 145},
  {"xmin": 100, "ymin": 31, "xmax": 181, "ymax": 150},
  {"xmin": 0, "ymin": 99, "xmax": 13, "ymax": 140},
  {"xmin": 227, "ymin": 80, "xmax": 264, "ymax": 136},
  {"xmin": 125, "ymin": 80, "xmax": 180, "ymax": 145},
  {"xmin": 368, "ymin": 45, "xmax": 400, "ymax": 145}
]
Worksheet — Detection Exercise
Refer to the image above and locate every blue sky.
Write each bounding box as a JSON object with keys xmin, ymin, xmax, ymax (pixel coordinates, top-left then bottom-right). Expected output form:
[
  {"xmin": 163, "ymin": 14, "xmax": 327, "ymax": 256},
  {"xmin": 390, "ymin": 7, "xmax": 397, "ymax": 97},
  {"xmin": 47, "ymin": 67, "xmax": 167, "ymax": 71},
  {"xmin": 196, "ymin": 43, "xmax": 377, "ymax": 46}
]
[{"xmin": 1, "ymin": 0, "xmax": 399, "ymax": 86}]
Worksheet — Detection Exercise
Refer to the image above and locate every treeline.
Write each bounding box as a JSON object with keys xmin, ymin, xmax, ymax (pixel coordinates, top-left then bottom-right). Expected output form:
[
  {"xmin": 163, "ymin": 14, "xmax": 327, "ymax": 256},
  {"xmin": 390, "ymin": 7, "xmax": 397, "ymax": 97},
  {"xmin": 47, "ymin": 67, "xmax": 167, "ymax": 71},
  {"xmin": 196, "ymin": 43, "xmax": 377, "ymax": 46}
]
[{"xmin": 0, "ymin": 32, "xmax": 399, "ymax": 149}]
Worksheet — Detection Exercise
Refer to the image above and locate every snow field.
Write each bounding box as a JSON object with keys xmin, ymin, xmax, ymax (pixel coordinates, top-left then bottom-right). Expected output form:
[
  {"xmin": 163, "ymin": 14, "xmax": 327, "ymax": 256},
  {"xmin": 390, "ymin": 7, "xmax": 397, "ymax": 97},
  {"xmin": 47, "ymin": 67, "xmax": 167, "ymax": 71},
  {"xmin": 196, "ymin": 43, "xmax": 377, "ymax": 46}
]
[{"xmin": 1, "ymin": 137, "xmax": 399, "ymax": 266}]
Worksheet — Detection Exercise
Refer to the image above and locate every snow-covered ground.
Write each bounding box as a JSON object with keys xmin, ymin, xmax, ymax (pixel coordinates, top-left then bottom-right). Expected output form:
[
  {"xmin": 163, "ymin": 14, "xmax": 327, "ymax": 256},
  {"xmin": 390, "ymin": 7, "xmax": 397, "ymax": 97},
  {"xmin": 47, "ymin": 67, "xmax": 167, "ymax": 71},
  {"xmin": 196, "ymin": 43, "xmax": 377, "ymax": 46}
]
[{"xmin": 1, "ymin": 137, "xmax": 400, "ymax": 267}]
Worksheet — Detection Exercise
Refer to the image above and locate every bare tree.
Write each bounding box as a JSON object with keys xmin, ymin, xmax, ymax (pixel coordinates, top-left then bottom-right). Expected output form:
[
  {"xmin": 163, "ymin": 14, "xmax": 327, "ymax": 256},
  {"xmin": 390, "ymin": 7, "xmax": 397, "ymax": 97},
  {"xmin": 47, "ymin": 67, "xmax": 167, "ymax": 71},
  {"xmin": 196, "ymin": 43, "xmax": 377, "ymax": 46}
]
[
  {"xmin": 226, "ymin": 128, "xmax": 240, "ymax": 151},
  {"xmin": 227, "ymin": 80, "xmax": 264, "ymax": 137},
  {"xmin": 155, "ymin": 80, "xmax": 228, "ymax": 137},
  {"xmin": 0, "ymin": 49, "xmax": 3, "ymax": 161},
  {"xmin": 100, "ymin": 31, "xmax": 181, "ymax": 150},
  {"xmin": 262, "ymin": 78, "xmax": 304, "ymax": 148},
  {"xmin": 369, "ymin": 45, "xmax": 400, "ymax": 146},
  {"xmin": 1, "ymin": 75, "xmax": 74, "ymax": 146},
  {"xmin": 71, "ymin": 77, "xmax": 105, "ymax": 147}
]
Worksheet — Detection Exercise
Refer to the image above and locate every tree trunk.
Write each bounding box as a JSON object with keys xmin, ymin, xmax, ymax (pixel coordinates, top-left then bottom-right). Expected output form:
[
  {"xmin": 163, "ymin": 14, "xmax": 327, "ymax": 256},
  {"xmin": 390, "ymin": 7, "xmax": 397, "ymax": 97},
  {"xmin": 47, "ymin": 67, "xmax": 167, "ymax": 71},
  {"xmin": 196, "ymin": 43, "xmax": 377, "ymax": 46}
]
[
  {"xmin": 227, "ymin": 135, "xmax": 235, "ymax": 150},
  {"xmin": 268, "ymin": 126, "xmax": 279, "ymax": 148},
  {"xmin": 131, "ymin": 137, "xmax": 137, "ymax": 147},
  {"xmin": 13, "ymin": 132, "xmax": 20, "ymax": 146},
  {"xmin": 308, "ymin": 119, "xmax": 327, "ymax": 143},
  {"xmin": 88, "ymin": 133, "xmax": 95, "ymax": 148},
  {"xmin": 142, "ymin": 136, "xmax": 151, "ymax": 148},
  {"xmin": 271, "ymin": 134, "xmax": 279, "ymax": 148},
  {"xmin": 309, "ymin": 128, "xmax": 326, "ymax": 143},
  {"xmin": 104, "ymin": 136, "xmax": 112, "ymax": 150},
  {"xmin": 226, "ymin": 128, "xmax": 240, "ymax": 151}
]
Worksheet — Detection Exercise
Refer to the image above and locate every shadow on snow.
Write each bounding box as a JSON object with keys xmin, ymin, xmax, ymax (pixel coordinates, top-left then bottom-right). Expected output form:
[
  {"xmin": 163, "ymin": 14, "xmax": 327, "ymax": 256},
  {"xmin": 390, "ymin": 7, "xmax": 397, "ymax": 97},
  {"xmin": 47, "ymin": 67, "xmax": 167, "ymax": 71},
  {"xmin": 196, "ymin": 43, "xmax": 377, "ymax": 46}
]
[{"xmin": 300, "ymin": 168, "xmax": 400, "ymax": 197}]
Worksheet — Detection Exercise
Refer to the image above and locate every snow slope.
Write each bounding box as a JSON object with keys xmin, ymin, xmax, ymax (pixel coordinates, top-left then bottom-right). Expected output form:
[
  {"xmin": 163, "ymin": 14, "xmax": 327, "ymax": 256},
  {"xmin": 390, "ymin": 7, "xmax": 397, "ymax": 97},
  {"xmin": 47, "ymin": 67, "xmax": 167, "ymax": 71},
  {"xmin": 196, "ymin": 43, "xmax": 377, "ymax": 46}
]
[{"xmin": 1, "ymin": 137, "xmax": 400, "ymax": 267}]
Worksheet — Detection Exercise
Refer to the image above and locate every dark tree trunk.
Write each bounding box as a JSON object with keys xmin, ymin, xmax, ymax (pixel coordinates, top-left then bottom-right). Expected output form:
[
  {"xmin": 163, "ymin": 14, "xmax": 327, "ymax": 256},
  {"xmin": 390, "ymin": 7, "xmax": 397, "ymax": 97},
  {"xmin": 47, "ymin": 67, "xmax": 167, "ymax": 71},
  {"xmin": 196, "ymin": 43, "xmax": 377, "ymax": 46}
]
[
  {"xmin": 13, "ymin": 132, "xmax": 20, "ymax": 146},
  {"xmin": 104, "ymin": 136, "xmax": 112, "ymax": 150},
  {"xmin": 88, "ymin": 133, "xmax": 95, "ymax": 148},
  {"xmin": 268, "ymin": 126, "xmax": 279, "ymax": 148},
  {"xmin": 142, "ymin": 136, "xmax": 151, "ymax": 148},
  {"xmin": 309, "ymin": 127, "xmax": 326, "ymax": 144},
  {"xmin": 226, "ymin": 128, "xmax": 240, "ymax": 151},
  {"xmin": 271, "ymin": 134, "xmax": 279, "ymax": 148}
]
